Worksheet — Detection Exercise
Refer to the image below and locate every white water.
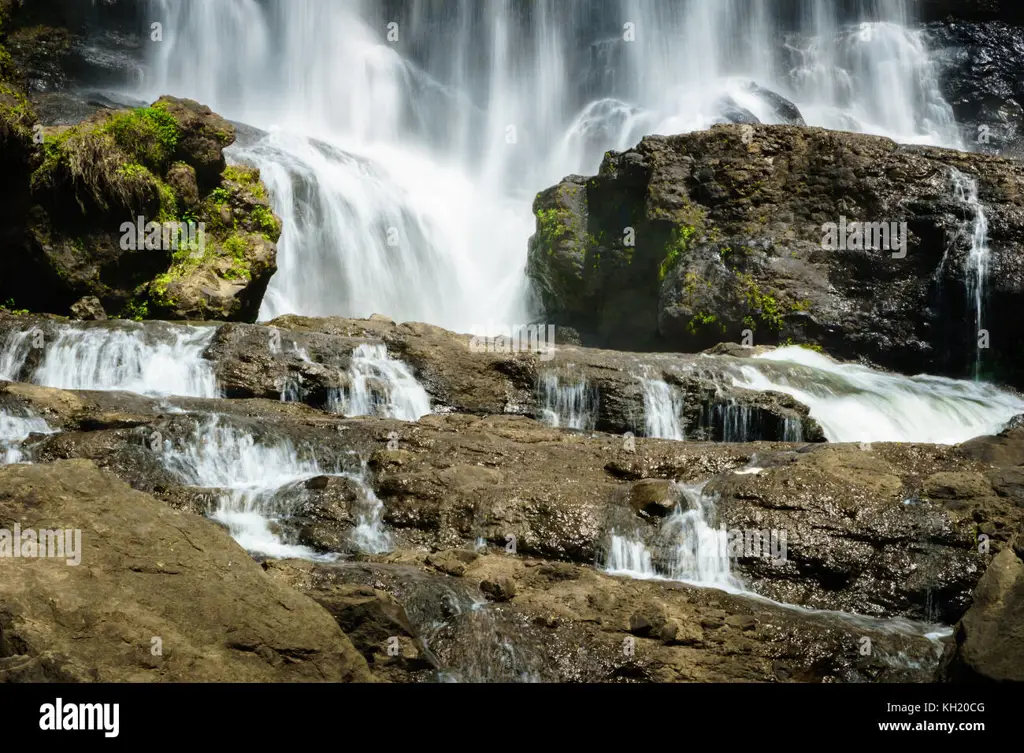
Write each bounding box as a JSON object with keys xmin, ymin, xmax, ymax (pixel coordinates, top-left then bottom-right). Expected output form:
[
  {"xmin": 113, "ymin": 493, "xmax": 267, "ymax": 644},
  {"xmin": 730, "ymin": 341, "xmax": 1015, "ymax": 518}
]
[
  {"xmin": 0, "ymin": 324, "xmax": 219, "ymax": 398},
  {"xmin": 538, "ymin": 373, "xmax": 598, "ymax": 430},
  {"xmin": 158, "ymin": 418, "xmax": 393, "ymax": 558},
  {"xmin": 347, "ymin": 465, "xmax": 394, "ymax": 555},
  {"xmin": 950, "ymin": 168, "xmax": 991, "ymax": 377},
  {"xmin": 143, "ymin": 0, "xmax": 961, "ymax": 330},
  {"xmin": 729, "ymin": 347, "xmax": 1024, "ymax": 444},
  {"xmin": 640, "ymin": 377, "xmax": 686, "ymax": 440},
  {"xmin": 159, "ymin": 418, "xmax": 329, "ymax": 559},
  {"xmin": 0, "ymin": 410, "xmax": 53, "ymax": 464},
  {"xmin": 328, "ymin": 344, "xmax": 432, "ymax": 421},
  {"xmin": 605, "ymin": 482, "xmax": 741, "ymax": 590},
  {"xmin": 0, "ymin": 330, "xmax": 34, "ymax": 382},
  {"xmin": 604, "ymin": 479, "xmax": 951, "ymax": 641}
]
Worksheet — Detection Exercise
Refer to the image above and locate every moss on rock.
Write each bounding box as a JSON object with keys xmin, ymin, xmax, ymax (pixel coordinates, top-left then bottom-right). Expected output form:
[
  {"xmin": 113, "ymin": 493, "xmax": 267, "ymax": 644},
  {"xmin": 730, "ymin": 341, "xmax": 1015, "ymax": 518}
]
[{"xmin": 0, "ymin": 84, "xmax": 277, "ymax": 323}]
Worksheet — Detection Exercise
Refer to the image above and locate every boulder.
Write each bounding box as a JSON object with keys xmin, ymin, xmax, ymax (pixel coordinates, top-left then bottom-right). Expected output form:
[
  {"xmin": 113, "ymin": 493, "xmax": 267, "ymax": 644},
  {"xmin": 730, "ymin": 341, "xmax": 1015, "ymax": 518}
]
[
  {"xmin": 0, "ymin": 460, "xmax": 374, "ymax": 682},
  {"xmin": 528, "ymin": 125, "xmax": 1024, "ymax": 387},
  {"xmin": 941, "ymin": 546, "xmax": 1024, "ymax": 682}
]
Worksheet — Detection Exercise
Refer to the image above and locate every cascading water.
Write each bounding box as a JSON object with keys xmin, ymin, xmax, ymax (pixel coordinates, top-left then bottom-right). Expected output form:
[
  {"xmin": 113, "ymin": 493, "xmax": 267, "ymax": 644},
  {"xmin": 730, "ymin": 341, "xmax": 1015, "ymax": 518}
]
[
  {"xmin": 158, "ymin": 418, "xmax": 332, "ymax": 559},
  {"xmin": 640, "ymin": 376, "xmax": 686, "ymax": 440},
  {"xmin": 950, "ymin": 168, "xmax": 991, "ymax": 378},
  {"xmin": 0, "ymin": 410, "xmax": 53, "ymax": 465},
  {"xmin": 728, "ymin": 347, "xmax": 1024, "ymax": 444},
  {"xmin": 604, "ymin": 482, "xmax": 741, "ymax": 590},
  {"xmin": 0, "ymin": 323, "xmax": 219, "ymax": 398},
  {"xmin": 141, "ymin": 0, "xmax": 961, "ymax": 330},
  {"xmin": 537, "ymin": 373, "xmax": 598, "ymax": 431},
  {"xmin": 328, "ymin": 344, "xmax": 432, "ymax": 421},
  {"xmin": 158, "ymin": 417, "xmax": 394, "ymax": 558}
]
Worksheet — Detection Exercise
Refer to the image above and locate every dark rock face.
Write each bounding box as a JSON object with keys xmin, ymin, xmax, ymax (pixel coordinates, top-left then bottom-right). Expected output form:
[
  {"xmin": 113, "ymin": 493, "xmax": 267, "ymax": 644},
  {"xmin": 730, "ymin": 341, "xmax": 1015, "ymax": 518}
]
[
  {"xmin": 928, "ymin": 21, "xmax": 1024, "ymax": 156},
  {"xmin": 919, "ymin": 0, "xmax": 1024, "ymax": 26},
  {"xmin": 528, "ymin": 125, "xmax": 1024, "ymax": 387}
]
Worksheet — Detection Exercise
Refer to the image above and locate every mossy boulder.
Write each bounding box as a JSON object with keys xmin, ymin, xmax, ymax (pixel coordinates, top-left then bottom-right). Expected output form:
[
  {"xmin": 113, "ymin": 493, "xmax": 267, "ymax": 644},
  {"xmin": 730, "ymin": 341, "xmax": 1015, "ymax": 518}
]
[
  {"xmin": 0, "ymin": 93, "xmax": 278, "ymax": 322},
  {"xmin": 529, "ymin": 125, "xmax": 1024, "ymax": 387}
]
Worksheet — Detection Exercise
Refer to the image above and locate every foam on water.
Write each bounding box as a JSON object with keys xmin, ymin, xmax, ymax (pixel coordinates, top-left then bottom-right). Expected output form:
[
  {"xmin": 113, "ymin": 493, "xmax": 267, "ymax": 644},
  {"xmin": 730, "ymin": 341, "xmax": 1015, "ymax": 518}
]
[
  {"xmin": 0, "ymin": 324, "xmax": 219, "ymax": 398},
  {"xmin": 729, "ymin": 347, "xmax": 1024, "ymax": 444}
]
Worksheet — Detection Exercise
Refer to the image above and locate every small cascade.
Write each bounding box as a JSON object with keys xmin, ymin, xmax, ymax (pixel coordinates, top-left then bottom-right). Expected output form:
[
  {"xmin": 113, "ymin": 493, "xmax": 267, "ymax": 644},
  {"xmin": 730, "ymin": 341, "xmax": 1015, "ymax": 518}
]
[
  {"xmin": 157, "ymin": 417, "xmax": 394, "ymax": 558},
  {"xmin": 0, "ymin": 323, "xmax": 219, "ymax": 397},
  {"xmin": 0, "ymin": 409, "xmax": 54, "ymax": 465},
  {"xmin": 603, "ymin": 535, "xmax": 657, "ymax": 577},
  {"xmin": 662, "ymin": 484, "xmax": 743, "ymax": 589},
  {"xmin": 950, "ymin": 168, "xmax": 991, "ymax": 378},
  {"xmin": 783, "ymin": 417, "xmax": 805, "ymax": 442},
  {"xmin": 328, "ymin": 344, "xmax": 431, "ymax": 421},
  {"xmin": 0, "ymin": 330, "xmax": 35, "ymax": 381},
  {"xmin": 604, "ymin": 482, "xmax": 742, "ymax": 591},
  {"xmin": 537, "ymin": 373, "xmax": 598, "ymax": 431},
  {"xmin": 728, "ymin": 347, "xmax": 1024, "ymax": 443},
  {"xmin": 158, "ymin": 418, "xmax": 337, "ymax": 559},
  {"xmin": 346, "ymin": 467, "xmax": 393, "ymax": 555},
  {"xmin": 640, "ymin": 375, "xmax": 686, "ymax": 440}
]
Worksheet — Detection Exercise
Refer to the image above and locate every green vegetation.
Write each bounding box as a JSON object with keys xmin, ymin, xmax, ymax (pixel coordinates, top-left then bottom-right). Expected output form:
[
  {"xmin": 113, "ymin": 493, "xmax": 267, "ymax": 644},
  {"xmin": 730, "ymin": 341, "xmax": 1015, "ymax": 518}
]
[
  {"xmin": 0, "ymin": 298, "xmax": 29, "ymax": 315},
  {"xmin": 223, "ymin": 165, "xmax": 266, "ymax": 199},
  {"xmin": 782, "ymin": 337, "xmax": 824, "ymax": 353},
  {"xmin": 250, "ymin": 205, "xmax": 280, "ymax": 238},
  {"xmin": 103, "ymin": 106, "xmax": 180, "ymax": 169},
  {"xmin": 659, "ymin": 224, "xmax": 700, "ymax": 281},
  {"xmin": 119, "ymin": 298, "xmax": 149, "ymax": 322},
  {"xmin": 738, "ymin": 273, "xmax": 783, "ymax": 332},
  {"xmin": 536, "ymin": 208, "xmax": 578, "ymax": 255}
]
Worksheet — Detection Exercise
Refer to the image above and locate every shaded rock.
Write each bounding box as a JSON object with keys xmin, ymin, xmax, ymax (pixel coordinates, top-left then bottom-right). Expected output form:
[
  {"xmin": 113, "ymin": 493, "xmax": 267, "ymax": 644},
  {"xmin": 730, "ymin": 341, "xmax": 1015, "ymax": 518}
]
[
  {"xmin": 480, "ymin": 577, "xmax": 517, "ymax": 602},
  {"xmin": 528, "ymin": 124, "xmax": 1024, "ymax": 387},
  {"xmin": 628, "ymin": 478, "xmax": 677, "ymax": 518}
]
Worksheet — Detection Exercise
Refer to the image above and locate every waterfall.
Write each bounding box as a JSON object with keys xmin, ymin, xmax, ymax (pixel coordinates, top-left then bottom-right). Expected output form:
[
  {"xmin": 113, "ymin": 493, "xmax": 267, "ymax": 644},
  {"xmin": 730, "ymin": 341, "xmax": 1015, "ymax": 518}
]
[
  {"xmin": 783, "ymin": 417, "xmax": 805, "ymax": 442},
  {"xmin": 159, "ymin": 418, "xmax": 336, "ymax": 559},
  {"xmin": 347, "ymin": 467, "xmax": 393, "ymax": 555},
  {"xmin": 950, "ymin": 168, "xmax": 991, "ymax": 378},
  {"xmin": 729, "ymin": 347, "xmax": 1024, "ymax": 443},
  {"xmin": 0, "ymin": 323, "xmax": 219, "ymax": 398},
  {"xmin": 0, "ymin": 330, "xmax": 34, "ymax": 382},
  {"xmin": 328, "ymin": 344, "xmax": 432, "ymax": 421},
  {"xmin": 0, "ymin": 409, "xmax": 53, "ymax": 465},
  {"xmin": 640, "ymin": 376, "xmax": 686, "ymax": 440},
  {"xmin": 537, "ymin": 374, "xmax": 598, "ymax": 430},
  {"xmin": 604, "ymin": 482, "xmax": 742, "ymax": 590},
  {"xmin": 141, "ymin": 0, "xmax": 961, "ymax": 330},
  {"xmin": 158, "ymin": 418, "xmax": 394, "ymax": 558}
]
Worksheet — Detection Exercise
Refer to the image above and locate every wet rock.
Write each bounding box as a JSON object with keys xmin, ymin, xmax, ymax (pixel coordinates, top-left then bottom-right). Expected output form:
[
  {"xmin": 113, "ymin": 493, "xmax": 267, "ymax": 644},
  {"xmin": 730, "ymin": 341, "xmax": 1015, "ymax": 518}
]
[
  {"xmin": 291, "ymin": 553, "xmax": 947, "ymax": 682},
  {"xmin": 528, "ymin": 125, "xmax": 1024, "ymax": 387},
  {"xmin": 480, "ymin": 577, "xmax": 517, "ymax": 602},
  {"xmin": 627, "ymin": 478, "xmax": 677, "ymax": 518}
]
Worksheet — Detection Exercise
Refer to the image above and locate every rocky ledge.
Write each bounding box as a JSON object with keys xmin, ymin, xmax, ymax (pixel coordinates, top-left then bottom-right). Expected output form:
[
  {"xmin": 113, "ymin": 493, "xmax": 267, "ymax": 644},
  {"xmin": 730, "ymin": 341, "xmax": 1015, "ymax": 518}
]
[
  {"xmin": 0, "ymin": 314, "xmax": 1022, "ymax": 683},
  {"xmin": 528, "ymin": 125, "xmax": 1024, "ymax": 388}
]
